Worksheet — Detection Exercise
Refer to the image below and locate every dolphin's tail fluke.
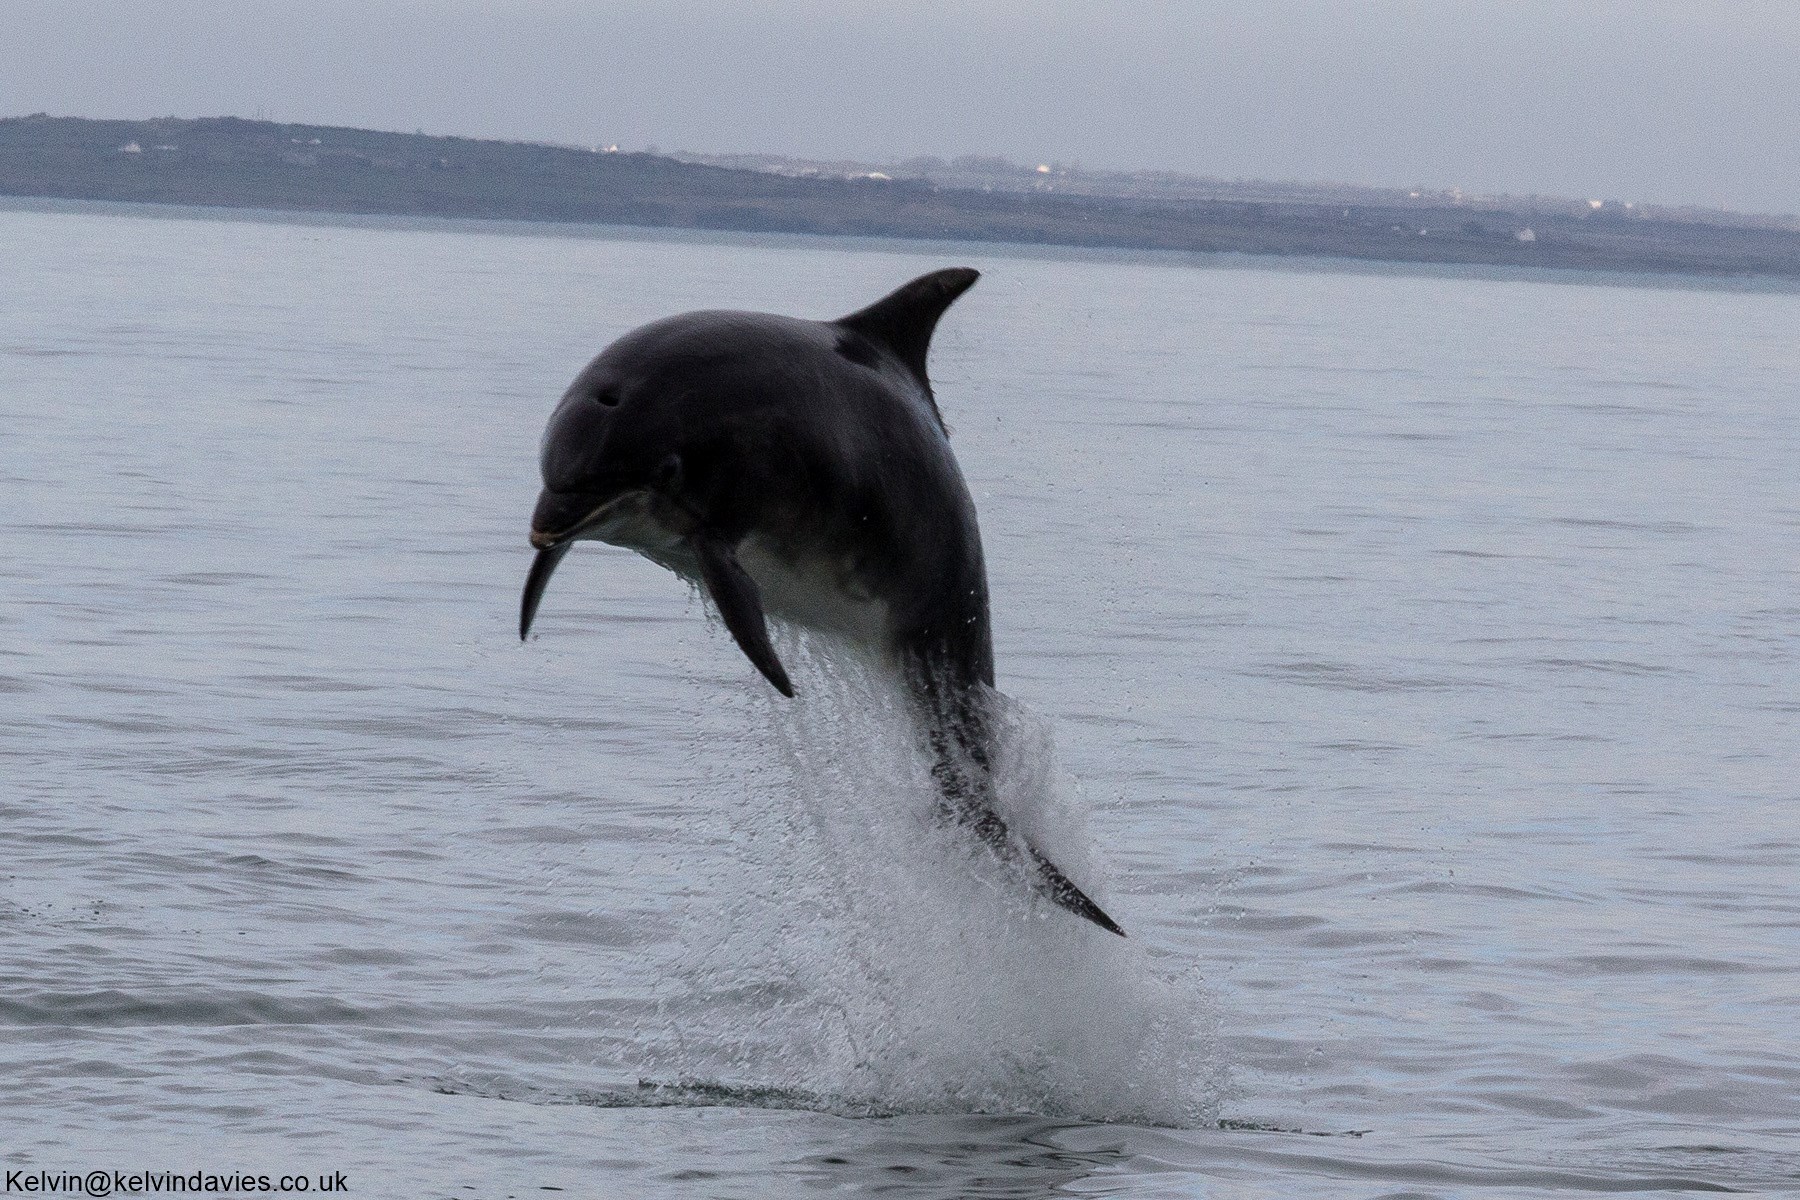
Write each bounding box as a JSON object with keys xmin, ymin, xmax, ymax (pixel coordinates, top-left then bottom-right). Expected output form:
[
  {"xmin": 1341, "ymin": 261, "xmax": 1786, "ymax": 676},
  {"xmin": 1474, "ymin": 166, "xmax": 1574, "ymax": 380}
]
[
  {"xmin": 1026, "ymin": 844, "xmax": 1127, "ymax": 937},
  {"xmin": 938, "ymin": 784, "xmax": 1128, "ymax": 938},
  {"xmin": 916, "ymin": 671, "xmax": 1128, "ymax": 938}
]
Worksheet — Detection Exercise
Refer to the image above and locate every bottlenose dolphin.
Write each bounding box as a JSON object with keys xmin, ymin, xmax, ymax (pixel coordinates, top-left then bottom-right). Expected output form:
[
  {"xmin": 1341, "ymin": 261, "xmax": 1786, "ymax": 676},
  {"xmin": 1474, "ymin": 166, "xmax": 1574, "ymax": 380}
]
[{"xmin": 519, "ymin": 268, "xmax": 1124, "ymax": 937}]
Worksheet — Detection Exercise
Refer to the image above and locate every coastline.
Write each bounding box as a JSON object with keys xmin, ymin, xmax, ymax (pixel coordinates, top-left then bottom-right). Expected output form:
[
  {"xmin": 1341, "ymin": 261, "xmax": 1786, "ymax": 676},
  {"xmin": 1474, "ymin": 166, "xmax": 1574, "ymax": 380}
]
[{"xmin": 6, "ymin": 115, "xmax": 1799, "ymax": 284}]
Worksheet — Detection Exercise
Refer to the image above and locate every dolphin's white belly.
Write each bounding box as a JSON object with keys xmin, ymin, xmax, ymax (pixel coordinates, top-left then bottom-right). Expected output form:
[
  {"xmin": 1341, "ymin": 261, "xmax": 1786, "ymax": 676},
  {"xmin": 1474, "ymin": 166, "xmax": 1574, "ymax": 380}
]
[
  {"xmin": 736, "ymin": 534, "xmax": 890, "ymax": 647},
  {"xmin": 588, "ymin": 491, "xmax": 688, "ymax": 554}
]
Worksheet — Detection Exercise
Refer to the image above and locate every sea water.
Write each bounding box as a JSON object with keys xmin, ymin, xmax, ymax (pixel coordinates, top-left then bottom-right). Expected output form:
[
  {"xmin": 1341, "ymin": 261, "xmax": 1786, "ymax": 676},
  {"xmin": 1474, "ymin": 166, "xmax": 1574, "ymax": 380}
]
[{"xmin": 2, "ymin": 198, "xmax": 1797, "ymax": 1196}]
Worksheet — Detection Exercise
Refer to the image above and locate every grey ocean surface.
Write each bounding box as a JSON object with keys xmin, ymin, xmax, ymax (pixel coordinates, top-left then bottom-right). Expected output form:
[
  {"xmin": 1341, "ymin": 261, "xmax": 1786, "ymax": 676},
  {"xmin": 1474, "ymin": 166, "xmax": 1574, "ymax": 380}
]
[{"xmin": 3, "ymin": 200, "xmax": 1797, "ymax": 1197}]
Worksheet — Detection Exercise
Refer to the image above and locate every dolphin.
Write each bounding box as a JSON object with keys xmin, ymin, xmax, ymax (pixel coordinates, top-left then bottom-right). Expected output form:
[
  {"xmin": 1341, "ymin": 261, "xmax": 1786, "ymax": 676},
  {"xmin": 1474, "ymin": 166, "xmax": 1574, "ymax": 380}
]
[{"xmin": 519, "ymin": 268, "xmax": 1124, "ymax": 937}]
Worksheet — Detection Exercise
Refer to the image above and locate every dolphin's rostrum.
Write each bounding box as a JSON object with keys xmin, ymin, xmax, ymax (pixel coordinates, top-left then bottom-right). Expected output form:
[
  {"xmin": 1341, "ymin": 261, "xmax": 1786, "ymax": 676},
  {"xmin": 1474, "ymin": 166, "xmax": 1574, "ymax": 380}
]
[{"xmin": 520, "ymin": 268, "xmax": 1124, "ymax": 937}]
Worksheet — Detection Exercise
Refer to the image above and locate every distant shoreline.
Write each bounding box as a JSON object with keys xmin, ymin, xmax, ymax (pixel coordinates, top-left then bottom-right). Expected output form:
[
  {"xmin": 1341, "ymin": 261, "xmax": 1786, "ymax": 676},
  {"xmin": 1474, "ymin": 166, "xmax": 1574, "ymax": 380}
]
[
  {"xmin": 16, "ymin": 193, "xmax": 1800, "ymax": 299},
  {"xmin": 7, "ymin": 115, "xmax": 1800, "ymax": 282}
]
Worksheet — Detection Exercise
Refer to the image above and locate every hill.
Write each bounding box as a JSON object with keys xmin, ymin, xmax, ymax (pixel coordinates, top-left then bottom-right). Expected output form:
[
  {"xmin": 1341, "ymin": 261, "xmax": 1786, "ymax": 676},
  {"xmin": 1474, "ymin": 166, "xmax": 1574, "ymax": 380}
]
[{"xmin": 5, "ymin": 114, "xmax": 1799, "ymax": 279}]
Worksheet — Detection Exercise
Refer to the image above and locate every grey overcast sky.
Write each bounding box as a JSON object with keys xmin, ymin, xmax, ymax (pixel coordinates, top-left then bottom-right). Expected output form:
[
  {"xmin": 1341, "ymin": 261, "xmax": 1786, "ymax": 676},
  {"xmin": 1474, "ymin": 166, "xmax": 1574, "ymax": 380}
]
[{"xmin": 4, "ymin": 1, "xmax": 1796, "ymax": 213}]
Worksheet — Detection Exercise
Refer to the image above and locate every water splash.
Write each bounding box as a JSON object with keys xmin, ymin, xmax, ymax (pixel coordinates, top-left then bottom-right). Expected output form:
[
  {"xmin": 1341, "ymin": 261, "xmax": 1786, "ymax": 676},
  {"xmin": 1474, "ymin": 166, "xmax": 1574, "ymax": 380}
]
[{"xmin": 635, "ymin": 634, "xmax": 1224, "ymax": 1126}]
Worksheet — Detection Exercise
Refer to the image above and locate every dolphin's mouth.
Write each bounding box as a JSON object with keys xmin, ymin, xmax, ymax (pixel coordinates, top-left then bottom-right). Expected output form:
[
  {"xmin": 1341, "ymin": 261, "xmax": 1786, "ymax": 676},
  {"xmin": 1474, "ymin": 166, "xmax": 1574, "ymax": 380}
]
[
  {"xmin": 528, "ymin": 488, "xmax": 620, "ymax": 548},
  {"xmin": 520, "ymin": 489, "xmax": 625, "ymax": 641},
  {"xmin": 522, "ymin": 488, "xmax": 700, "ymax": 640}
]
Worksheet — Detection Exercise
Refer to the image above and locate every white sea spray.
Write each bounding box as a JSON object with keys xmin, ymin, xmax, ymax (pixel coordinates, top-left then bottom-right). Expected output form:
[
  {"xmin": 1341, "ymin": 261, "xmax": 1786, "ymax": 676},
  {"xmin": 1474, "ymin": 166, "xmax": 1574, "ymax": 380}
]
[{"xmin": 639, "ymin": 634, "xmax": 1224, "ymax": 1125}]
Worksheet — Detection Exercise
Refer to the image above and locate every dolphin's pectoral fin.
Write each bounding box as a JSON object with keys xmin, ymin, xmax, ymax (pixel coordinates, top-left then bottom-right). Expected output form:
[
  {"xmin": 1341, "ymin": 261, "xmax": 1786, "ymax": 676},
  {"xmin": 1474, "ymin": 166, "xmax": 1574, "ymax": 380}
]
[{"xmin": 691, "ymin": 535, "xmax": 796, "ymax": 698}]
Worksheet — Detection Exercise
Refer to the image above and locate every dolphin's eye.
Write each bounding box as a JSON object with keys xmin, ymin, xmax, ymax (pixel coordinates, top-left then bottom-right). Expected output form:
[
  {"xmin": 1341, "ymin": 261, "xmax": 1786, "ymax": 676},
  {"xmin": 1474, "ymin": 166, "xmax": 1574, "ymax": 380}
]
[{"xmin": 593, "ymin": 390, "xmax": 620, "ymax": 407}]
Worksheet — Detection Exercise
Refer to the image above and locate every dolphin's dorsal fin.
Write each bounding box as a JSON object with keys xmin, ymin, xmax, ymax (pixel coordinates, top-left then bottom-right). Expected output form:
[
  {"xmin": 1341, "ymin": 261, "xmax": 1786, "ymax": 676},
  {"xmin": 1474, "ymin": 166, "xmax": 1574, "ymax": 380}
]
[{"xmin": 835, "ymin": 268, "xmax": 979, "ymax": 389}]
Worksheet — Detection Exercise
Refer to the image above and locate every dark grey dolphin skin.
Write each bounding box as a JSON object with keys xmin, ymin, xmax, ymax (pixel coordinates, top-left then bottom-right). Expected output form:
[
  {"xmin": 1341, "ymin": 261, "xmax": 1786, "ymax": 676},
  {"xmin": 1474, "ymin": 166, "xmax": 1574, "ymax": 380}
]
[{"xmin": 519, "ymin": 268, "xmax": 1124, "ymax": 937}]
